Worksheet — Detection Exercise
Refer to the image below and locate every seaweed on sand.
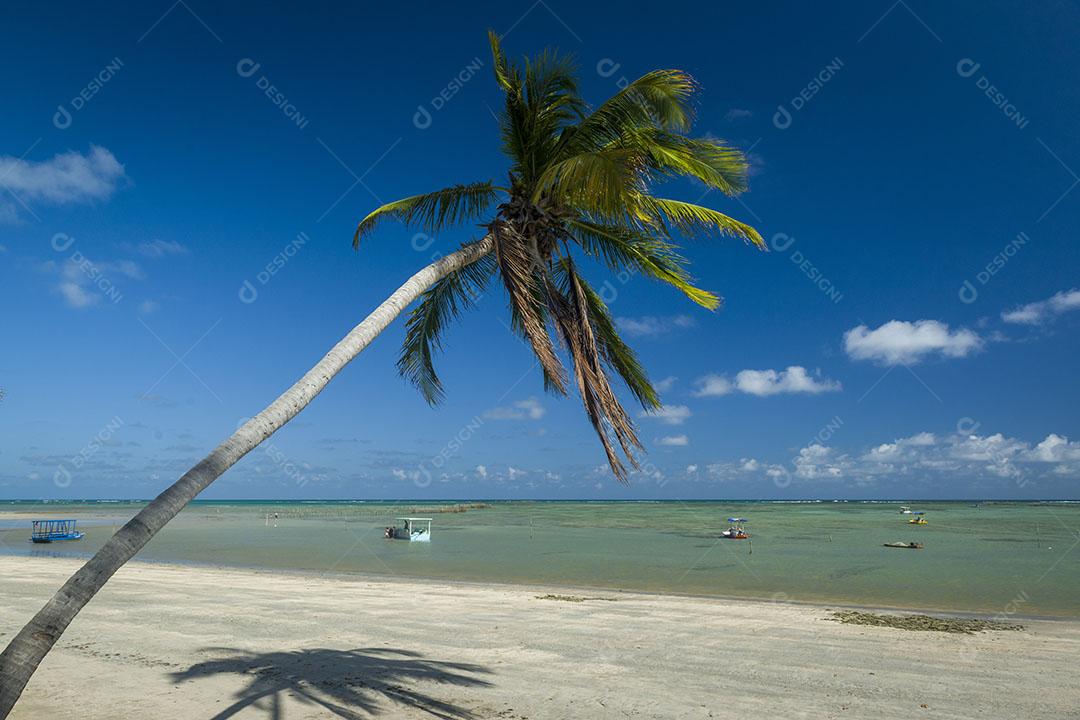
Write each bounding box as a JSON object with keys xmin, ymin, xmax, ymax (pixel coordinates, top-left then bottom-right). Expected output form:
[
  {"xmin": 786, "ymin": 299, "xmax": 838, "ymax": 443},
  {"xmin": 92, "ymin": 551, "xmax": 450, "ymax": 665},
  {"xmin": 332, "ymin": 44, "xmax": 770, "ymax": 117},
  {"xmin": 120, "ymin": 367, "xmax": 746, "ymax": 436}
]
[{"xmin": 829, "ymin": 610, "xmax": 1023, "ymax": 634}]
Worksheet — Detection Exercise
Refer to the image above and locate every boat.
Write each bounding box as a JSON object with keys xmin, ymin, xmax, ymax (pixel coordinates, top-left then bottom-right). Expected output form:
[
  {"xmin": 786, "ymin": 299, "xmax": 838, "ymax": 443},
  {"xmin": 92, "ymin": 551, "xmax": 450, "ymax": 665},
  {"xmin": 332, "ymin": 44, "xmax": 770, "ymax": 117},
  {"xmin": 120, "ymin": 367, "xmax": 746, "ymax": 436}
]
[
  {"xmin": 899, "ymin": 505, "xmax": 913, "ymax": 514},
  {"xmin": 30, "ymin": 519, "xmax": 85, "ymax": 543},
  {"xmin": 907, "ymin": 512, "xmax": 928, "ymax": 525},
  {"xmin": 721, "ymin": 517, "xmax": 750, "ymax": 540},
  {"xmin": 384, "ymin": 517, "xmax": 432, "ymax": 542},
  {"xmin": 884, "ymin": 541, "xmax": 923, "ymax": 549}
]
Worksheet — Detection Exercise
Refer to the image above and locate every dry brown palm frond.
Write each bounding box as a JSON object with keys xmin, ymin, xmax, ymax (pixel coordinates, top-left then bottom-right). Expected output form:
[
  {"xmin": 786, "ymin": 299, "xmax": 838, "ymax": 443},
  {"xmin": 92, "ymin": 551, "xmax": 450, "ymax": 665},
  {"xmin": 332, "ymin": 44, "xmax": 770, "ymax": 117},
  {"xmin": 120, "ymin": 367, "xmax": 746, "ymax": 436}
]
[
  {"xmin": 490, "ymin": 220, "xmax": 567, "ymax": 394},
  {"xmin": 545, "ymin": 263, "xmax": 642, "ymax": 482}
]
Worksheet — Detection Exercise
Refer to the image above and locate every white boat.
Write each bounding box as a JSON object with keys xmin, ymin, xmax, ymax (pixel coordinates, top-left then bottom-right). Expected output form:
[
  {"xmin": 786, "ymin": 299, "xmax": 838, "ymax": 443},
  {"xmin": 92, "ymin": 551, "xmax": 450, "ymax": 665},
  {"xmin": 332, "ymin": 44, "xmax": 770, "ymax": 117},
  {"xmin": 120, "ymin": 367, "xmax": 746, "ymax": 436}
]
[
  {"xmin": 385, "ymin": 517, "xmax": 432, "ymax": 542},
  {"xmin": 899, "ymin": 506, "xmax": 913, "ymax": 514}
]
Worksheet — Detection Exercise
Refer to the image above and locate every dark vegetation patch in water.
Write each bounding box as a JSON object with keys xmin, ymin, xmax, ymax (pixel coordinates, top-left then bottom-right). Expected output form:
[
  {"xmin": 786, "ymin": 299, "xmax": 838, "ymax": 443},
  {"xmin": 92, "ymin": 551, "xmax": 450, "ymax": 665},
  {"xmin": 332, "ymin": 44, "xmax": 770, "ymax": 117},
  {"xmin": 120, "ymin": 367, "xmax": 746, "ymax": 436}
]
[{"xmin": 829, "ymin": 610, "xmax": 1023, "ymax": 634}]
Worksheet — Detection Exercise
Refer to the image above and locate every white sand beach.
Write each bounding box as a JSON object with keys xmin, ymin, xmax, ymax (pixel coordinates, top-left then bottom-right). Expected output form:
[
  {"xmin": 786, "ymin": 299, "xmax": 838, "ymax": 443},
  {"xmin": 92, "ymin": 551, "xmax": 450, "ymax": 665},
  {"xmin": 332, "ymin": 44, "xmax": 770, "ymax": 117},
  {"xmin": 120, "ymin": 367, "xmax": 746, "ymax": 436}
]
[{"xmin": 1, "ymin": 555, "xmax": 1078, "ymax": 719}]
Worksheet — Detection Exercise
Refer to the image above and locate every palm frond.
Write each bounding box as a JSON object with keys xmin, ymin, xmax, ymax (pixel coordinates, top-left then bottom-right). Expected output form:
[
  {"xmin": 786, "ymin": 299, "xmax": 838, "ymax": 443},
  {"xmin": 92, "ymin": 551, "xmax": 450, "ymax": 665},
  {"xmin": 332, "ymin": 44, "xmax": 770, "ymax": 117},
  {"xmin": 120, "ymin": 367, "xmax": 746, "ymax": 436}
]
[
  {"xmin": 397, "ymin": 253, "xmax": 497, "ymax": 404},
  {"xmin": 568, "ymin": 220, "xmax": 720, "ymax": 309},
  {"xmin": 557, "ymin": 263, "xmax": 660, "ymax": 410},
  {"xmin": 353, "ymin": 182, "xmax": 501, "ymax": 248},
  {"xmin": 490, "ymin": 221, "xmax": 567, "ymax": 394},
  {"xmin": 625, "ymin": 131, "xmax": 750, "ymax": 196},
  {"xmin": 546, "ymin": 259, "xmax": 642, "ymax": 482},
  {"xmin": 640, "ymin": 197, "xmax": 766, "ymax": 248},
  {"xmin": 487, "ymin": 30, "xmax": 521, "ymax": 95},
  {"xmin": 533, "ymin": 149, "xmax": 645, "ymax": 214},
  {"xmin": 556, "ymin": 70, "xmax": 697, "ymax": 160}
]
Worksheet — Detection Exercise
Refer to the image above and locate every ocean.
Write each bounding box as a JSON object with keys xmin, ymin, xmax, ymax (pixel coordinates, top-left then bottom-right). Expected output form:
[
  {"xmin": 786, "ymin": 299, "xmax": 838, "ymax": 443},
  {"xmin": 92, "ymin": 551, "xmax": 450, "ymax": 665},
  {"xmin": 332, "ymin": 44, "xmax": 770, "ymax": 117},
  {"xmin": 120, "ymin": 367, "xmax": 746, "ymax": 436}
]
[{"xmin": 1, "ymin": 500, "xmax": 1078, "ymax": 617}]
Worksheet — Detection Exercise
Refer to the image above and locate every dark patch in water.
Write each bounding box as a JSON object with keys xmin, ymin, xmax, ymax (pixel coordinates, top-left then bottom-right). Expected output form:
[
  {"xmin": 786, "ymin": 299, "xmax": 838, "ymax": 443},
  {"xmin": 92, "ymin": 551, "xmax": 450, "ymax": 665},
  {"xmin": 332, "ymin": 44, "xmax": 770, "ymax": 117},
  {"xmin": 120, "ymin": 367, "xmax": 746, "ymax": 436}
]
[{"xmin": 828, "ymin": 565, "xmax": 883, "ymax": 580}]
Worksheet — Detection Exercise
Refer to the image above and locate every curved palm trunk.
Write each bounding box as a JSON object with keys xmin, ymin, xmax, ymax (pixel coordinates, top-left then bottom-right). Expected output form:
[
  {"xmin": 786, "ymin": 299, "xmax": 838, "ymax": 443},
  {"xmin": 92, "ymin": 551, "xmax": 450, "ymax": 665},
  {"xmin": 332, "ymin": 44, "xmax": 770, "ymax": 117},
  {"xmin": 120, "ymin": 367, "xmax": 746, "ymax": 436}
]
[{"xmin": 0, "ymin": 236, "xmax": 493, "ymax": 718}]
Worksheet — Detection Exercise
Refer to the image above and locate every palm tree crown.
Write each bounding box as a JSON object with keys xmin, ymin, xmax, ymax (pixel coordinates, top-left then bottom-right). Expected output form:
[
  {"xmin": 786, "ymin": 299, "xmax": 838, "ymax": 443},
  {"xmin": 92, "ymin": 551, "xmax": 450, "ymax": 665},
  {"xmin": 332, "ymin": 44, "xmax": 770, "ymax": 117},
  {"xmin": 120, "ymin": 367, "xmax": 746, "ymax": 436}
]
[{"xmin": 355, "ymin": 31, "xmax": 764, "ymax": 481}]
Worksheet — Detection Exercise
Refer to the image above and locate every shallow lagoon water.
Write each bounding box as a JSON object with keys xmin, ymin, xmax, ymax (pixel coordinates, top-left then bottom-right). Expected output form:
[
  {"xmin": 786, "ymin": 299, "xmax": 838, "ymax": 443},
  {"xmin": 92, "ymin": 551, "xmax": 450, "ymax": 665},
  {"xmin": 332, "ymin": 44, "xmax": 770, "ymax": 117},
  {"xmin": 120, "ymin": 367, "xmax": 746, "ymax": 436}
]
[{"xmin": 2, "ymin": 500, "xmax": 1078, "ymax": 617}]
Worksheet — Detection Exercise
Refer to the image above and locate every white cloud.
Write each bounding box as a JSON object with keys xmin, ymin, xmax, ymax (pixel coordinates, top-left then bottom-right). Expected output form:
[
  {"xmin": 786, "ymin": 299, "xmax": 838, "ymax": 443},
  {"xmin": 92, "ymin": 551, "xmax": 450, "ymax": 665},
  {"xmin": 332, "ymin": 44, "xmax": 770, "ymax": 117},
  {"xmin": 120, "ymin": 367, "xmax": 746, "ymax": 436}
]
[
  {"xmin": 135, "ymin": 239, "xmax": 188, "ymax": 258},
  {"xmin": 844, "ymin": 320, "xmax": 981, "ymax": 365},
  {"xmin": 1024, "ymin": 434, "xmax": 1080, "ymax": 463},
  {"xmin": 640, "ymin": 404, "xmax": 691, "ymax": 425},
  {"xmin": 733, "ymin": 366, "xmax": 840, "ymax": 396},
  {"xmin": 138, "ymin": 300, "xmax": 160, "ymax": 315},
  {"xmin": 695, "ymin": 366, "xmax": 840, "ymax": 397},
  {"xmin": 475, "ymin": 464, "xmax": 488, "ymax": 478},
  {"xmin": 44, "ymin": 256, "xmax": 143, "ymax": 308},
  {"xmin": 1002, "ymin": 289, "xmax": 1080, "ymax": 326},
  {"xmin": 483, "ymin": 397, "xmax": 545, "ymax": 421},
  {"xmin": 57, "ymin": 281, "xmax": 98, "ymax": 308},
  {"xmin": 615, "ymin": 315, "xmax": 695, "ymax": 338},
  {"xmin": 654, "ymin": 376, "xmax": 678, "ymax": 393},
  {"xmin": 0, "ymin": 146, "xmax": 125, "ymax": 219},
  {"xmin": 693, "ymin": 428, "xmax": 1079, "ymax": 490},
  {"xmin": 694, "ymin": 374, "xmax": 733, "ymax": 397},
  {"xmin": 725, "ymin": 108, "xmax": 753, "ymax": 122},
  {"xmin": 657, "ymin": 435, "xmax": 689, "ymax": 446}
]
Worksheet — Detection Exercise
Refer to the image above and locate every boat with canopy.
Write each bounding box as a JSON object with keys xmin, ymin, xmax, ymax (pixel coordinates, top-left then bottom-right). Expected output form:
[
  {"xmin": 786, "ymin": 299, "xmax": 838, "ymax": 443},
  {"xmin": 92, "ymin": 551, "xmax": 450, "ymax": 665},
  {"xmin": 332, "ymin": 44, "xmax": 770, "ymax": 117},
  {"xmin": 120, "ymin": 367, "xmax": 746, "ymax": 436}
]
[
  {"xmin": 721, "ymin": 517, "xmax": 750, "ymax": 540},
  {"xmin": 30, "ymin": 519, "xmax": 85, "ymax": 543},
  {"xmin": 384, "ymin": 517, "xmax": 432, "ymax": 542}
]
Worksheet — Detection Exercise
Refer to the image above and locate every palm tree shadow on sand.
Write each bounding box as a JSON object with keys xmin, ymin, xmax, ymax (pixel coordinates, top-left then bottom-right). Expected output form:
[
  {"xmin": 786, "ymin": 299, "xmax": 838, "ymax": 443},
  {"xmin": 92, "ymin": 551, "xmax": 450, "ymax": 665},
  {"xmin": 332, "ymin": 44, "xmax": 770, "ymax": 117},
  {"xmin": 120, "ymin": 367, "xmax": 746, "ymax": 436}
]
[{"xmin": 169, "ymin": 646, "xmax": 494, "ymax": 720}]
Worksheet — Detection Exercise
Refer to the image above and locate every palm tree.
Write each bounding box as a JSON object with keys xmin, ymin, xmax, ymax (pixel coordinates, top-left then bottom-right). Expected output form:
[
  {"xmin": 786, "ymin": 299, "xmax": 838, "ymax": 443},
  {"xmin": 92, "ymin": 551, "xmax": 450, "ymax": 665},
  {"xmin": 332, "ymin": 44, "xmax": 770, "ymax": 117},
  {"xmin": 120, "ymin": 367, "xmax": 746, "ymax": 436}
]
[{"xmin": 0, "ymin": 31, "xmax": 762, "ymax": 716}]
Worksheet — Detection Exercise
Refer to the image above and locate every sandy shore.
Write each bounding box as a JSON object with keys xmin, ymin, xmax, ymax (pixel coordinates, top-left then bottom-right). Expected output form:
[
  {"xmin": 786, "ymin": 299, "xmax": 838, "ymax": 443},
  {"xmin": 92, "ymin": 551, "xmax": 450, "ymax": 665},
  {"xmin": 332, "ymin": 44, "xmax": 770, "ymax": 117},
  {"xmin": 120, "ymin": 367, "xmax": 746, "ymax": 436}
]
[{"xmin": 1, "ymin": 556, "xmax": 1078, "ymax": 719}]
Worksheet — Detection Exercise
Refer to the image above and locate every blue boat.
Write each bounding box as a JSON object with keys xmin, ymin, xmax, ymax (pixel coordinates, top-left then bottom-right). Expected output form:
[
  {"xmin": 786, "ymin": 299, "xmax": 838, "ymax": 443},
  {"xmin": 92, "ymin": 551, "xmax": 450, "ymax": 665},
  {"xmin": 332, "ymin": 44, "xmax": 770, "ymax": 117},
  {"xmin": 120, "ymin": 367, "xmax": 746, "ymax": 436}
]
[{"xmin": 30, "ymin": 519, "xmax": 85, "ymax": 543}]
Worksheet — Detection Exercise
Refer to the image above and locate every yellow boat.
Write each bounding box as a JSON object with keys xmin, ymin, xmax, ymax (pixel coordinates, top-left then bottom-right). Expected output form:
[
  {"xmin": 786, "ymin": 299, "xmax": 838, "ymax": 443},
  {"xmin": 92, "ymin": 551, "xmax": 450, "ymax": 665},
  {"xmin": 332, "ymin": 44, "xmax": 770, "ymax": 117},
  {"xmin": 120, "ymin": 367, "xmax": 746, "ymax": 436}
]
[{"xmin": 907, "ymin": 512, "xmax": 927, "ymax": 525}]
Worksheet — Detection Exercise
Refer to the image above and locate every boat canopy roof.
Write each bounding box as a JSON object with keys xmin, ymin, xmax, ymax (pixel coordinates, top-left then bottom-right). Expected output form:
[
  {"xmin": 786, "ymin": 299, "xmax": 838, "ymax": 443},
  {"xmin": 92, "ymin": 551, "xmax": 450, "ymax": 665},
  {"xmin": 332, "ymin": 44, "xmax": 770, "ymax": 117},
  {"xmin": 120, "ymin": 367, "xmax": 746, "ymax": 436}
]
[
  {"xmin": 397, "ymin": 517, "xmax": 433, "ymax": 522},
  {"xmin": 912, "ymin": 511, "xmax": 925, "ymax": 515},
  {"xmin": 727, "ymin": 517, "xmax": 748, "ymax": 523}
]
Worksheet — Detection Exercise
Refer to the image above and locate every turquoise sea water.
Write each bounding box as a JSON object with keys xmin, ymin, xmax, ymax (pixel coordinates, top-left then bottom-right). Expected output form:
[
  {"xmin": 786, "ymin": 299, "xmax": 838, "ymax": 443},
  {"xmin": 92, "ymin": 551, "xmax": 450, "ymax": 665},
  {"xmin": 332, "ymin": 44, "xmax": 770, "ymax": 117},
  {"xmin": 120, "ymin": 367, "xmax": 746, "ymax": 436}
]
[{"xmin": 2, "ymin": 500, "xmax": 1078, "ymax": 617}]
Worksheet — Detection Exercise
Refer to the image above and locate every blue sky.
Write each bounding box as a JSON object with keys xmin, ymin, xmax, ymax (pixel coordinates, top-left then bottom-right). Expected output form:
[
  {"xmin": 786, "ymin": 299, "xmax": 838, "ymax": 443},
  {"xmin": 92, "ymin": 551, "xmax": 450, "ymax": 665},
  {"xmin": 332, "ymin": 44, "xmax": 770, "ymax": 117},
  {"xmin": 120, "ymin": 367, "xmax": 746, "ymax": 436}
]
[{"xmin": 1, "ymin": 0, "xmax": 1078, "ymax": 500}]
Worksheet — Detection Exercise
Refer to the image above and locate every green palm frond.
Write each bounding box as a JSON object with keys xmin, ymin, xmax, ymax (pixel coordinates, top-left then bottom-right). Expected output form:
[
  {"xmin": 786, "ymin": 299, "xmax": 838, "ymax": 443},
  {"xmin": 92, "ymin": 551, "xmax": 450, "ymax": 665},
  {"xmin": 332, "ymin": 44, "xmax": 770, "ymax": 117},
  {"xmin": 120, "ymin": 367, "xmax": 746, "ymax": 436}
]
[
  {"xmin": 569, "ymin": 220, "xmax": 720, "ymax": 309},
  {"xmin": 487, "ymin": 30, "xmax": 521, "ymax": 95},
  {"xmin": 556, "ymin": 70, "xmax": 697, "ymax": 160},
  {"xmin": 625, "ymin": 131, "xmax": 749, "ymax": 196},
  {"xmin": 640, "ymin": 197, "xmax": 765, "ymax": 248},
  {"xmin": 398, "ymin": 253, "xmax": 497, "ymax": 404},
  {"xmin": 353, "ymin": 182, "xmax": 502, "ymax": 248},
  {"xmin": 533, "ymin": 149, "xmax": 645, "ymax": 215}
]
